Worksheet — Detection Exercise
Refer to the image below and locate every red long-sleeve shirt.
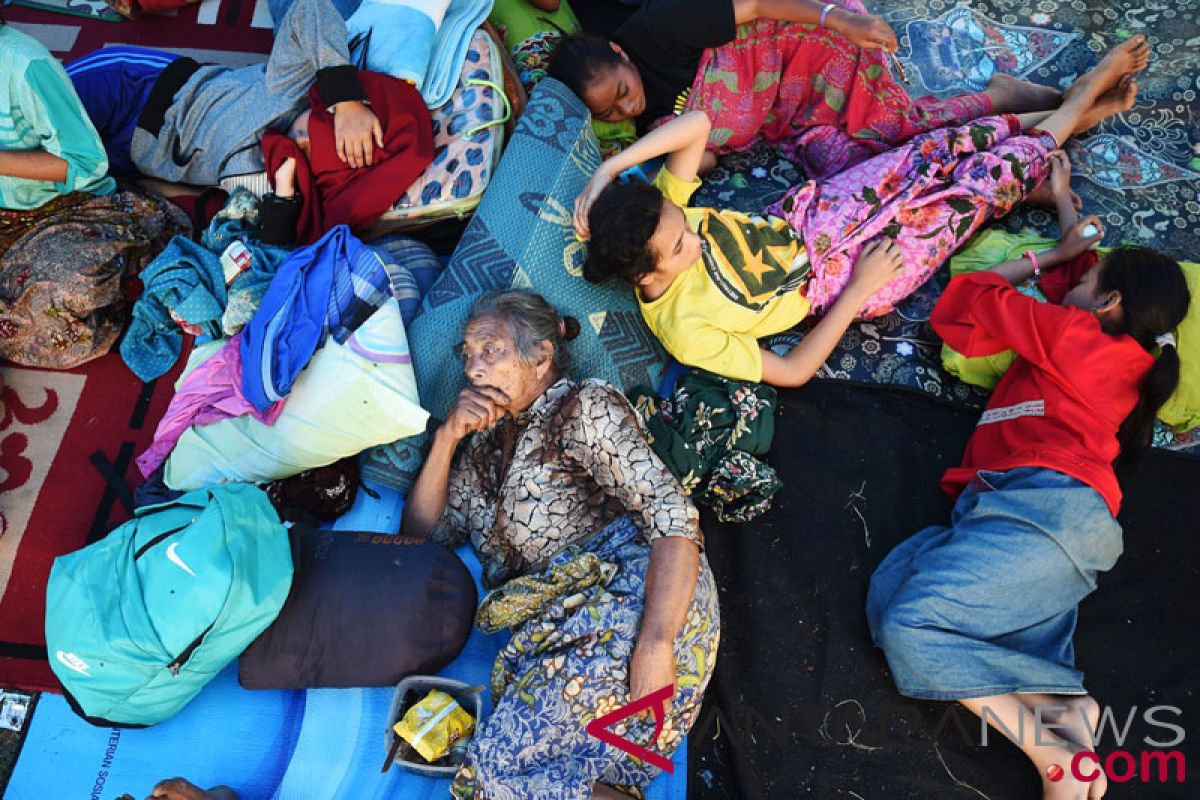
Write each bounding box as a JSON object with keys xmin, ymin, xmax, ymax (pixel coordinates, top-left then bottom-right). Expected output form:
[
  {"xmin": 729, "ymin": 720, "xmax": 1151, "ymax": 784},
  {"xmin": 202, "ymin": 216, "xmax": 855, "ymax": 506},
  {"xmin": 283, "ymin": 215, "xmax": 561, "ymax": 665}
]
[{"xmin": 931, "ymin": 270, "xmax": 1154, "ymax": 516}]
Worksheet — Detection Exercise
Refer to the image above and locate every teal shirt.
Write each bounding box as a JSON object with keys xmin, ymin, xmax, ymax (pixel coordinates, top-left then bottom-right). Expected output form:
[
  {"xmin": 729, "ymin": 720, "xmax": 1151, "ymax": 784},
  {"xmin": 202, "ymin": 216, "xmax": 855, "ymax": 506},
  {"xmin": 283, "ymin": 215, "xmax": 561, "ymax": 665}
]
[{"xmin": 0, "ymin": 27, "xmax": 115, "ymax": 210}]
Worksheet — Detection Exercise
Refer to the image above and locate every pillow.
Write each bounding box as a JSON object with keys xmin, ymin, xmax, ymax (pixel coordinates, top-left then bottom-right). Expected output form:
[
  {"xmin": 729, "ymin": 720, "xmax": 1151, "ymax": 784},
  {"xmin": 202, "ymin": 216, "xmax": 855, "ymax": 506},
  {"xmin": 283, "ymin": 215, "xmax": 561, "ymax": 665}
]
[
  {"xmin": 370, "ymin": 28, "xmax": 508, "ymax": 233},
  {"xmin": 362, "ymin": 78, "xmax": 669, "ymax": 490},
  {"xmin": 941, "ymin": 230, "xmax": 1200, "ymax": 431},
  {"xmin": 348, "ymin": 0, "xmax": 494, "ymax": 109},
  {"xmin": 346, "ymin": 0, "xmax": 449, "ymax": 91},
  {"xmin": 239, "ymin": 525, "xmax": 476, "ymax": 689},
  {"xmin": 165, "ymin": 298, "xmax": 428, "ymax": 490},
  {"xmin": 1158, "ymin": 259, "xmax": 1200, "ymax": 431}
]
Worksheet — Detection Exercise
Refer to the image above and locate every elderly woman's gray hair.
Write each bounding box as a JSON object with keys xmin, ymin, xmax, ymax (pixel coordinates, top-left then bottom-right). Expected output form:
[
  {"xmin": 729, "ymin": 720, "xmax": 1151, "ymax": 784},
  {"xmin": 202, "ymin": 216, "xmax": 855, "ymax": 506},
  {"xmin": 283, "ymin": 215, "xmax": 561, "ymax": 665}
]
[{"xmin": 467, "ymin": 290, "xmax": 581, "ymax": 376}]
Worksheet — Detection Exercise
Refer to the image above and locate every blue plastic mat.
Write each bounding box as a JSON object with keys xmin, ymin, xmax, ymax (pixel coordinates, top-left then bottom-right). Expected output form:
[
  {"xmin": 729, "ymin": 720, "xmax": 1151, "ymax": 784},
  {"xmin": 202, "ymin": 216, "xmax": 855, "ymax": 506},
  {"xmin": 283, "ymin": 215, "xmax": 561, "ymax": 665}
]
[{"xmin": 7, "ymin": 484, "xmax": 688, "ymax": 799}]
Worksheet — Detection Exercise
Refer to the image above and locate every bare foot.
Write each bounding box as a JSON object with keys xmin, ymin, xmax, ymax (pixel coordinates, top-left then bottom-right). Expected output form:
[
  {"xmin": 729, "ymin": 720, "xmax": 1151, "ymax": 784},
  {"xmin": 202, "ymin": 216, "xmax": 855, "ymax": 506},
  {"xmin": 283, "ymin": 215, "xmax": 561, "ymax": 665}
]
[
  {"xmin": 1072, "ymin": 74, "xmax": 1138, "ymax": 134},
  {"xmin": 1040, "ymin": 739, "xmax": 1108, "ymax": 800},
  {"xmin": 1022, "ymin": 696, "xmax": 1107, "ymax": 800},
  {"xmin": 1063, "ymin": 35, "xmax": 1150, "ymax": 104},
  {"xmin": 1032, "ymin": 696, "xmax": 1100, "ymax": 749},
  {"xmin": 987, "ymin": 73, "xmax": 1063, "ymax": 114}
]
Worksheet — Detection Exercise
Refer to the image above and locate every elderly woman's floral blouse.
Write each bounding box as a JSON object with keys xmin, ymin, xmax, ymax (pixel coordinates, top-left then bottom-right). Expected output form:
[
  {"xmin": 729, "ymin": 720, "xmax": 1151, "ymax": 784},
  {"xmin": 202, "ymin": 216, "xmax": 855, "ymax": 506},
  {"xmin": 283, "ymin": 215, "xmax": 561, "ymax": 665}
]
[{"xmin": 431, "ymin": 378, "xmax": 703, "ymax": 587}]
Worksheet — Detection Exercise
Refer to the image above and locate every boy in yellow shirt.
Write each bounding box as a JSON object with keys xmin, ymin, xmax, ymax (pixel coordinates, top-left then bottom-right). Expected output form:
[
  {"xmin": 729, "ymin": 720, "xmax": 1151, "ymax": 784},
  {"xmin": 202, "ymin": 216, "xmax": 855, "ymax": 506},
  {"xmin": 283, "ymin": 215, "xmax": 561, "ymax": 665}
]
[{"xmin": 577, "ymin": 110, "xmax": 903, "ymax": 385}]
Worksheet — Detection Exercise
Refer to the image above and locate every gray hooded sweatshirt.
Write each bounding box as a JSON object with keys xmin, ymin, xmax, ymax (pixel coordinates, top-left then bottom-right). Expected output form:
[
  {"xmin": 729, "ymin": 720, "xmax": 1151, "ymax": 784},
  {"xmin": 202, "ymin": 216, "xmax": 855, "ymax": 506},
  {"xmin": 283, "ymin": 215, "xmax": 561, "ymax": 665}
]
[{"xmin": 130, "ymin": 0, "xmax": 365, "ymax": 186}]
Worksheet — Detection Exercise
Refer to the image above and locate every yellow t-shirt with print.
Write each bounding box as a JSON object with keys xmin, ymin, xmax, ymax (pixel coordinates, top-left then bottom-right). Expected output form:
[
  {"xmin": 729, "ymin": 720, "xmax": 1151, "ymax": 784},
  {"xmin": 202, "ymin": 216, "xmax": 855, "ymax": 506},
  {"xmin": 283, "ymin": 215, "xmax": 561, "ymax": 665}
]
[{"xmin": 637, "ymin": 167, "xmax": 812, "ymax": 382}]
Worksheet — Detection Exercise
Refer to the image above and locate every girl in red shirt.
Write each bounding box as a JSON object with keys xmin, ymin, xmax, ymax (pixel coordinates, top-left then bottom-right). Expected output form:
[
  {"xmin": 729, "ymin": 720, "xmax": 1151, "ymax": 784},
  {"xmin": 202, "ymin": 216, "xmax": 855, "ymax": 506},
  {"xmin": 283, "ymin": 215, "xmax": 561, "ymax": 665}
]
[{"xmin": 867, "ymin": 224, "xmax": 1190, "ymax": 797}]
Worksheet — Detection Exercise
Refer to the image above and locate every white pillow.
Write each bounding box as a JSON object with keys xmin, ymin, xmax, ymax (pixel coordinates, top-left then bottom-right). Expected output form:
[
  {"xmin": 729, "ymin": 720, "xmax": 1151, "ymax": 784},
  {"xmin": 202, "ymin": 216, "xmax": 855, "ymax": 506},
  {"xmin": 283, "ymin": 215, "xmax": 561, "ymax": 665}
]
[{"xmin": 165, "ymin": 298, "xmax": 428, "ymax": 490}]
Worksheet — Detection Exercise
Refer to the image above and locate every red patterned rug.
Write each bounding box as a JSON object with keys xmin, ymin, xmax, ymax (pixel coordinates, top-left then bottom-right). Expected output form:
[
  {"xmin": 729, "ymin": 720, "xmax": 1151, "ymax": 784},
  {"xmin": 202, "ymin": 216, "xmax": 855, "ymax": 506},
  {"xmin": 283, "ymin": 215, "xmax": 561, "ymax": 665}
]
[
  {"xmin": 0, "ymin": 0, "xmax": 275, "ymax": 694},
  {"xmin": 5, "ymin": 0, "xmax": 274, "ymax": 65},
  {"xmin": 0, "ymin": 354, "xmax": 186, "ymax": 691}
]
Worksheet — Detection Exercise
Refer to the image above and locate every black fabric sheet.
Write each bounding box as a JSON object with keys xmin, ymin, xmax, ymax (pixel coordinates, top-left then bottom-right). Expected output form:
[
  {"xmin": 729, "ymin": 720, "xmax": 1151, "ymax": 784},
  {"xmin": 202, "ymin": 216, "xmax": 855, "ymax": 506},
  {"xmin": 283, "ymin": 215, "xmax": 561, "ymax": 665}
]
[
  {"xmin": 568, "ymin": 0, "xmax": 638, "ymax": 40},
  {"xmin": 688, "ymin": 381, "xmax": 1200, "ymax": 799}
]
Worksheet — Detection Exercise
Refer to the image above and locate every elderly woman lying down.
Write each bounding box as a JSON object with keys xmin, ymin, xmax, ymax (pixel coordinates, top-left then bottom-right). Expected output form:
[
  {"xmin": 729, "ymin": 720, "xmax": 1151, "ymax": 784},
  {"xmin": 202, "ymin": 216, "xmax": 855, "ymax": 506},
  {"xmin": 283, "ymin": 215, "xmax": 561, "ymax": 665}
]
[{"xmin": 403, "ymin": 290, "xmax": 720, "ymax": 799}]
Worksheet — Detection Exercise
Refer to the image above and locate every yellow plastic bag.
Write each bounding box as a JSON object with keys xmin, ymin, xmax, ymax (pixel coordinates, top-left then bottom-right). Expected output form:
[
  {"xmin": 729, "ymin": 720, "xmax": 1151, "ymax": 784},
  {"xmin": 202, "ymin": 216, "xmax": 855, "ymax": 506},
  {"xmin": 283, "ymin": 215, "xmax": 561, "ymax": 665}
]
[{"xmin": 393, "ymin": 690, "xmax": 476, "ymax": 762}]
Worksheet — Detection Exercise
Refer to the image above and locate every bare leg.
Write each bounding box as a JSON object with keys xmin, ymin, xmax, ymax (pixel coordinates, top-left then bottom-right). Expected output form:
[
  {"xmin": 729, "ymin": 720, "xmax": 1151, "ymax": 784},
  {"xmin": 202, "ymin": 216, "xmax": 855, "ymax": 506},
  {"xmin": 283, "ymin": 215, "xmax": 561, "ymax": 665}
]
[
  {"xmin": 1018, "ymin": 35, "xmax": 1150, "ymax": 146},
  {"xmin": 1018, "ymin": 693, "xmax": 1101, "ymax": 749},
  {"xmin": 1062, "ymin": 34, "xmax": 1149, "ymax": 104},
  {"xmin": 960, "ymin": 694, "xmax": 1107, "ymax": 799},
  {"xmin": 1070, "ymin": 74, "xmax": 1138, "ymax": 134},
  {"xmin": 1014, "ymin": 71, "xmax": 1138, "ymax": 190},
  {"xmin": 1020, "ymin": 693, "xmax": 1109, "ymax": 800},
  {"xmin": 985, "ymin": 73, "xmax": 1063, "ymax": 114},
  {"xmin": 1015, "ymin": 110, "xmax": 1056, "ymax": 132}
]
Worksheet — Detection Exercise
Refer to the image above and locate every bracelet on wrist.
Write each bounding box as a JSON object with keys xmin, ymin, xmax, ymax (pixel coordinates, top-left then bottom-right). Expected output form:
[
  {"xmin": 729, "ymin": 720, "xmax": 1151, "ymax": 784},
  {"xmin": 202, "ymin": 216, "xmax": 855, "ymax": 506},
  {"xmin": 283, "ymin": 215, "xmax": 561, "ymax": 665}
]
[
  {"xmin": 1023, "ymin": 249, "xmax": 1041, "ymax": 279},
  {"xmin": 819, "ymin": 2, "xmax": 837, "ymax": 28}
]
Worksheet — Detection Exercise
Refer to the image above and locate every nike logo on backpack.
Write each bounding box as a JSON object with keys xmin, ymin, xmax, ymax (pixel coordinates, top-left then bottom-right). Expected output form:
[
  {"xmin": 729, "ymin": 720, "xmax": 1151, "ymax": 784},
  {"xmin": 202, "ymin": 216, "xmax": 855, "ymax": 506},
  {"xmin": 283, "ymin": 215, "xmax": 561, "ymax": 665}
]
[
  {"xmin": 56, "ymin": 651, "xmax": 91, "ymax": 676},
  {"xmin": 166, "ymin": 542, "xmax": 197, "ymax": 577}
]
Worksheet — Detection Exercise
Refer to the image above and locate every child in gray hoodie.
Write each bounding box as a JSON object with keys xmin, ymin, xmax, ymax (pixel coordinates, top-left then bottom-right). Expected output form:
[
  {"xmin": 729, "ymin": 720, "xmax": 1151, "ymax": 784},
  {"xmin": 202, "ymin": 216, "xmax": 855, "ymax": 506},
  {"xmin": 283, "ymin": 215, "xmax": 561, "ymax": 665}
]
[{"xmin": 66, "ymin": 0, "xmax": 383, "ymax": 189}]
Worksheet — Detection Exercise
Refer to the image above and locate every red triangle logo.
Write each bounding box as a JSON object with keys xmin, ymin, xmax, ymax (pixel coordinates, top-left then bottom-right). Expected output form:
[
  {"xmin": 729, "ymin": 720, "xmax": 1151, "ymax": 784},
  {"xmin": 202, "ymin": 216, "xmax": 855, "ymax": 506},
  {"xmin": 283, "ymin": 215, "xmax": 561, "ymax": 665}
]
[{"xmin": 585, "ymin": 683, "xmax": 675, "ymax": 773}]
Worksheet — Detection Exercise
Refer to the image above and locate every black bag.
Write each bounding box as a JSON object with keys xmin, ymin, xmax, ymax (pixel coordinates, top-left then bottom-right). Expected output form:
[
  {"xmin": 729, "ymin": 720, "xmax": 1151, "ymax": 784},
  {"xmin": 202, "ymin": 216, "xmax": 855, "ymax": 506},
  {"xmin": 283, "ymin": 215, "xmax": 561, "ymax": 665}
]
[
  {"xmin": 265, "ymin": 457, "xmax": 367, "ymax": 521},
  {"xmin": 238, "ymin": 524, "xmax": 476, "ymax": 689}
]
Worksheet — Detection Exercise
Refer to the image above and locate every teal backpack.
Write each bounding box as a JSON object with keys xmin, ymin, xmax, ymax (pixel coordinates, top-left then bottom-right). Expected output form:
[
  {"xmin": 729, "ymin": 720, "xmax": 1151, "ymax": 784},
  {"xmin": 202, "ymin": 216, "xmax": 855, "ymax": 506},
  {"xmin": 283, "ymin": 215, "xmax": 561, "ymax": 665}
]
[{"xmin": 45, "ymin": 484, "xmax": 293, "ymax": 727}]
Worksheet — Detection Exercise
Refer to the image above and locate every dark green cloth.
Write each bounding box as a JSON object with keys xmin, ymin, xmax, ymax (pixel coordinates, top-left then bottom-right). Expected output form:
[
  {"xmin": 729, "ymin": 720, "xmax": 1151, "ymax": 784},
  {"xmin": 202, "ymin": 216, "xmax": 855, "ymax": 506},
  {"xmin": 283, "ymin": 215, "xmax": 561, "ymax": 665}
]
[{"xmin": 631, "ymin": 370, "xmax": 781, "ymax": 522}]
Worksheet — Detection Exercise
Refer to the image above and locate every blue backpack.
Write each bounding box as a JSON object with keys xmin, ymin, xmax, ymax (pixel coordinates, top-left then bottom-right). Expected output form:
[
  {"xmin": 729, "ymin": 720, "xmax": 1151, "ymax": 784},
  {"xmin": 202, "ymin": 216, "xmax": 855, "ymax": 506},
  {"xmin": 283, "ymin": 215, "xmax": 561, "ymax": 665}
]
[{"xmin": 45, "ymin": 484, "xmax": 293, "ymax": 727}]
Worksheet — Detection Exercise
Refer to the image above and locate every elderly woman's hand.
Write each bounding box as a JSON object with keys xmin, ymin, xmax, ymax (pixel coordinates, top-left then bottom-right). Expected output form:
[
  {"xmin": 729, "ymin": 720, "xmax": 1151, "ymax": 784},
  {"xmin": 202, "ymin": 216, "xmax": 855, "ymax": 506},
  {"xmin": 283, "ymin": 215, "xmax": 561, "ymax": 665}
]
[
  {"xmin": 443, "ymin": 385, "xmax": 510, "ymax": 441},
  {"xmin": 629, "ymin": 638, "xmax": 677, "ymax": 718}
]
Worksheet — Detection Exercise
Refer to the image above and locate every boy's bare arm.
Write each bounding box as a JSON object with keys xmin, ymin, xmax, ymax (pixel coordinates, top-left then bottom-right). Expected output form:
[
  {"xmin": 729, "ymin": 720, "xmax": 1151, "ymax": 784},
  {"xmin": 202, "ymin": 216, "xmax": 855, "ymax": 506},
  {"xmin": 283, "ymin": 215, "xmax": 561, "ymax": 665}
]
[
  {"xmin": 760, "ymin": 239, "xmax": 904, "ymax": 387},
  {"xmin": 573, "ymin": 111, "xmax": 711, "ymax": 236}
]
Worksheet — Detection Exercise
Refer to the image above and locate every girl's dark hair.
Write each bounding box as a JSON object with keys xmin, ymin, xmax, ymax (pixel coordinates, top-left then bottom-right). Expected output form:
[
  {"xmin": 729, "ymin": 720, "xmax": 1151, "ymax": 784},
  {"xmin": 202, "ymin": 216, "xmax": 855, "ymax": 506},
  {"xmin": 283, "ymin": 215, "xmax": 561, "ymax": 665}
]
[
  {"xmin": 547, "ymin": 33, "xmax": 626, "ymax": 100},
  {"xmin": 1098, "ymin": 248, "xmax": 1191, "ymax": 463},
  {"xmin": 582, "ymin": 181, "xmax": 665, "ymax": 285},
  {"xmin": 468, "ymin": 290, "xmax": 580, "ymax": 377}
]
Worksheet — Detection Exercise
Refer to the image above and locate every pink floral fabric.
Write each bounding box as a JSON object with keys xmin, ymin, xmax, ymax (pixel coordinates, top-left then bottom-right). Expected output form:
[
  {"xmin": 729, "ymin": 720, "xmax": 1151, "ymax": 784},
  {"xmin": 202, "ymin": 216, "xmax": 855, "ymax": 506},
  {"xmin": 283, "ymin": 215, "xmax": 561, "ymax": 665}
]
[
  {"xmin": 684, "ymin": 0, "xmax": 993, "ymax": 180},
  {"xmin": 136, "ymin": 332, "xmax": 286, "ymax": 477},
  {"xmin": 768, "ymin": 115, "xmax": 1055, "ymax": 318}
]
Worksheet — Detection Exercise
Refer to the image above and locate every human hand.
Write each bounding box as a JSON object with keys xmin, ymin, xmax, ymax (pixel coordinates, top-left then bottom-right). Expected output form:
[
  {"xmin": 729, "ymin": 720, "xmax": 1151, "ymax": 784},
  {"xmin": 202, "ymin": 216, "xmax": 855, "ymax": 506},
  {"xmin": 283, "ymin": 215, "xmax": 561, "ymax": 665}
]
[
  {"xmin": 332, "ymin": 101, "xmax": 384, "ymax": 169},
  {"xmin": 144, "ymin": 777, "xmax": 216, "ymax": 800},
  {"xmin": 1047, "ymin": 150, "xmax": 1073, "ymax": 198},
  {"xmin": 273, "ymin": 157, "xmax": 297, "ymax": 198},
  {"xmin": 832, "ymin": 11, "xmax": 898, "ymax": 53},
  {"xmin": 574, "ymin": 164, "xmax": 616, "ymax": 239},
  {"xmin": 628, "ymin": 638, "xmax": 676, "ymax": 720},
  {"xmin": 1056, "ymin": 215, "xmax": 1105, "ymax": 261},
  {"xmin": 847, "ymin": 237, "xmax": 905, "ymax": 298},
  {"xmin": 442, "ymin": 385, "xmax": 510, "ymax": 441}
]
